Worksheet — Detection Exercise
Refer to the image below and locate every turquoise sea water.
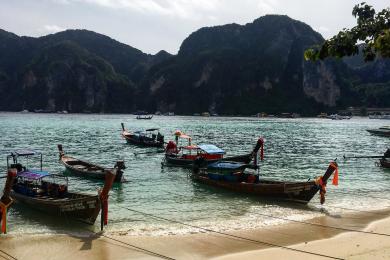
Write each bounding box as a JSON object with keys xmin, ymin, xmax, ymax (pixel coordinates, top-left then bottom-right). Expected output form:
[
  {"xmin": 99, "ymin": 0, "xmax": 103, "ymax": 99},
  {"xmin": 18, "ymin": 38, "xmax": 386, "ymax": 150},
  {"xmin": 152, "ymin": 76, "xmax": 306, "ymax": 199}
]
[{"xmin": 0, "ymin": 112, "xmax": 389, "ymax": 236}]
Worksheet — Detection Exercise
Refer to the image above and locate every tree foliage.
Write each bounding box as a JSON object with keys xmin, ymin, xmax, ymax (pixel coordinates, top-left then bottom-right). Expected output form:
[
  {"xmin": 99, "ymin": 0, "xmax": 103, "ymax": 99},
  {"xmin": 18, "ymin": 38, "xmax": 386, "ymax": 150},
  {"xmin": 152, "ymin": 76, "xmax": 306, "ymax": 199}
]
[{"xmin": 305, "ymin": 3, "xmax": 390, "ymax": 62}]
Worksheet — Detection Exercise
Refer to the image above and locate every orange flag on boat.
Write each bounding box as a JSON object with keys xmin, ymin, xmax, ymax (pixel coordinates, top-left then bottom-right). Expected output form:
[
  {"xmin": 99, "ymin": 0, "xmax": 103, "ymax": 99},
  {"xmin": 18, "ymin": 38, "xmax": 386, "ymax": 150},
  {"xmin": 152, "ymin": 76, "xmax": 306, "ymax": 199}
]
[{"xmin": 332, "ymin": 165, "xmax": 339, "ymax": 186}]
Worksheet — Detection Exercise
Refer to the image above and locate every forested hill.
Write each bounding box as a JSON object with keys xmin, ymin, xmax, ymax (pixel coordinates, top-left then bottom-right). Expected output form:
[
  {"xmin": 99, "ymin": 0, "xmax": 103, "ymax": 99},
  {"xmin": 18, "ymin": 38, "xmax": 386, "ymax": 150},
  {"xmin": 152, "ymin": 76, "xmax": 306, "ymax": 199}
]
[{"xmin": 0, "ymin": 15, "xmax": 388, "ymax": 114}]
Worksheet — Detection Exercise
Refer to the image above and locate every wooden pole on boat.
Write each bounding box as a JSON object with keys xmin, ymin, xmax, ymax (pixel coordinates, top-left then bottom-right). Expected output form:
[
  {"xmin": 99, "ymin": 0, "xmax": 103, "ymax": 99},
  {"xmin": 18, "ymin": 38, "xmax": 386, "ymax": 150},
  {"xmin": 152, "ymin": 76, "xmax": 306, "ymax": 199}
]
[
  {"xmin": 57, "ymin": 144, "xmax": 64, "ymax": 159},
  {"xmin": 251, "ymin": 138, "xmax": 264, "ymax": 160},
  {"xmin": 0, "ymin": 169, "xmax": 17, "ymax": 234},
  {"xmin": 121, "ymin": 123, "xmax": 125, "ymax": 132},
  {"xmin": 99, "ymin": 169, "xmax": 116, "ymax": 231},
  {"xmin": 316, "ymin": 162, "xmax": 338, "ymax": 204}
]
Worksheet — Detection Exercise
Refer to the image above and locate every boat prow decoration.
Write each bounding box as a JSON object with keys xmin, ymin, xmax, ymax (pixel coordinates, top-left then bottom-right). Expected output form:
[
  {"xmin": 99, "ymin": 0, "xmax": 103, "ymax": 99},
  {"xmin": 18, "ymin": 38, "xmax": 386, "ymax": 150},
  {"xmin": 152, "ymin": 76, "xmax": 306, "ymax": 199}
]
[
  {"xmin": 98, "ymin": 169, "xmax": 117, "ymax": 230},
  {"xmin": 315, "ymin": 161, "xmax": 339, "ymax": 204},
  {"xmin": 0, "ymin": 169, "xmax": 17, "ymax": 234}
]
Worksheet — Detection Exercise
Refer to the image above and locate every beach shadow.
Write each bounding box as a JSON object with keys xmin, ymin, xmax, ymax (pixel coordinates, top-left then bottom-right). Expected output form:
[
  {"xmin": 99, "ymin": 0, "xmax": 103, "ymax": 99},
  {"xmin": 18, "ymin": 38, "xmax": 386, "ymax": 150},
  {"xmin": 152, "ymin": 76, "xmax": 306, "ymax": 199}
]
[{"xmin": 73, "ymin": 230, "xmax": 105, "ymax": 251}]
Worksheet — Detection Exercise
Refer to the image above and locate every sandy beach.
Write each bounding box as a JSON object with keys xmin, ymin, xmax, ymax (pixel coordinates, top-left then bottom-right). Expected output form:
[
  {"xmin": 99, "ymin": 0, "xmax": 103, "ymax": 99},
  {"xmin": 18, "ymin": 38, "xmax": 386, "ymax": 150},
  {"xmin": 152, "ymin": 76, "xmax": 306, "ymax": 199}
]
[{"xmin": 1, "ymin": 208, "xmax": 390, "ymax": 260}]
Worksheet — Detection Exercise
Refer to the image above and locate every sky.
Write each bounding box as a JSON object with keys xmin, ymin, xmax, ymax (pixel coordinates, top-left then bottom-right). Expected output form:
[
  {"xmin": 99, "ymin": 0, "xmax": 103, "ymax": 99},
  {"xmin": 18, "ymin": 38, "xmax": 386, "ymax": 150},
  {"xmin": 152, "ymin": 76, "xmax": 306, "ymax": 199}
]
[{"xmin": 0, "ymin": 0, "xmax": 389, "ymax": 54}]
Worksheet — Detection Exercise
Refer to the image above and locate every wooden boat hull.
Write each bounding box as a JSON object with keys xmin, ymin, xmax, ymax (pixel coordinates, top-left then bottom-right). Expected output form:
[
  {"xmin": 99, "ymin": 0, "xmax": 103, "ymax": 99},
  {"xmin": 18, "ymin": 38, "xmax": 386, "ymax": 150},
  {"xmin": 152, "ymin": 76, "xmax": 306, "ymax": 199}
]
[
  {"xmin": 60, "ymin": 156, "xmax": 123, "ymax": 182},
  {"xmin": 123, "ymin": 135, "xmax": 164, "ymax": 147},
  {"xmin": 11, "ymin": 191, "xmax": 101, "ymax": 224},
  {"xmin": 223, "ymin": 153, "xmax": 253, "ymax": 164},
  {"xmin": 367, "ymin": 129, "xmax": 390, "ymax": 137},
  {"xmin": 380, "ymin": 158, "xmax": 390, "ymax": 168},
  {"xmin": 192, "ymin": 175, "xmax": 320, "ymax": 204},
  {"xmin": 136, "ymin": 115, "xmax": 153, "ymax": 120}
]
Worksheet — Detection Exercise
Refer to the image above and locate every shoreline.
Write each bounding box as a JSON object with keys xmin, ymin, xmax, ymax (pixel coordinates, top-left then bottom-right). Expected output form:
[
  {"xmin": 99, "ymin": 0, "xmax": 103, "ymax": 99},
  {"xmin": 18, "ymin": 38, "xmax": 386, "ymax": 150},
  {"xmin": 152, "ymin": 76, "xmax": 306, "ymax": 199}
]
[{"xmin": 1, "ymin": 208, "xmax": 390, "ymax": 259}]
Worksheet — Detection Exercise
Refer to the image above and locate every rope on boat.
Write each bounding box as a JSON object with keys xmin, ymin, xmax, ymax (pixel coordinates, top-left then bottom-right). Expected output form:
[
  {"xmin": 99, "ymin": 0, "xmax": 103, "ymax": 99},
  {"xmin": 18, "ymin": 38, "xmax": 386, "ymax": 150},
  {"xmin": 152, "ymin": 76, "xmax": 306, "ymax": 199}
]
[
  {"xmin": 0, "ymin": 249, "xmax": 18, "ymax": 260},
  {"xmin": 116, "ymin": 205, "xmax": 344, "ymax": 260}
]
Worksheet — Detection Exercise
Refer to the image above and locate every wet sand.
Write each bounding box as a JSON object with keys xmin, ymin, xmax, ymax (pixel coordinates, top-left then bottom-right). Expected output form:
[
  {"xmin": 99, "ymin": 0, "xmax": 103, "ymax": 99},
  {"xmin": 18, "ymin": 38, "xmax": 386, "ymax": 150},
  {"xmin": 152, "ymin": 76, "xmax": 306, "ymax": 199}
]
[{"xmin": 1, "ymin": 208, "xmax": 390, "ymax": 260}]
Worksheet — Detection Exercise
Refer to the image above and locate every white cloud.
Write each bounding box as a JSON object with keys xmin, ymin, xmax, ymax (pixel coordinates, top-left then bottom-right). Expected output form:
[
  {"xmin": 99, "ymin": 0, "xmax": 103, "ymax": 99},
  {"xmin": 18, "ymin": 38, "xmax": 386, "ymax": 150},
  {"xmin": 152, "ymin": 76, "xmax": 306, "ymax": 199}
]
[
  {"xmin": 51, "ymin": 0, "xmax": 221, "ymax": 20},
  {"xmin": 39, "ymin": 25, "xmax": 65, "ymax": 34},
  {"xmin": 317, "ymin": 26, "xmax": 330, "ymax": 32},
  {"xmin": 257, "ymin": 0, "xmax": 278, "ymax": 14}
]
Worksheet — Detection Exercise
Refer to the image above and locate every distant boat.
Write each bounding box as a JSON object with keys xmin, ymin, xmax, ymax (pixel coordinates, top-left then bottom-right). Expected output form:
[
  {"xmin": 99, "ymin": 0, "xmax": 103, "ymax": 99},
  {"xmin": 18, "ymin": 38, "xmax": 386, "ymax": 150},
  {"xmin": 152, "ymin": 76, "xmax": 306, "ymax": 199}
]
[
  {"xmin": 367, "ymin": 126, "xmax": 390, "ymax": 137},
  {"xmin": 327, "ymin": 114, "xmax": 351, "ymax": 120},
  {"xmin": 369, "ymin": 113, "xmax": 390, "ymax": 120},
  {"xmin": 121, "ymin": 123, "xmax": 164, "ymax": 147},
  {"xmin": 317, "ymin": 113, "xmax": 328, "ymax": 118},
  {"xmin": 278, "ymin": 113, "xmax": 300, "ymax": 118},
  {"xmin": 33, "ymin": 109, "xmax": 54, "ymax": 113},
  {"xmin": 136, "ymin": 115, "xmax": 153, "ymax": 120},
  {"xmin": 202, "ymin": 112, "xmax": 210, "ymax": 117},
  {"xmin": 57, "ymin": 110, "xmax": 68, "ymax": 114}
]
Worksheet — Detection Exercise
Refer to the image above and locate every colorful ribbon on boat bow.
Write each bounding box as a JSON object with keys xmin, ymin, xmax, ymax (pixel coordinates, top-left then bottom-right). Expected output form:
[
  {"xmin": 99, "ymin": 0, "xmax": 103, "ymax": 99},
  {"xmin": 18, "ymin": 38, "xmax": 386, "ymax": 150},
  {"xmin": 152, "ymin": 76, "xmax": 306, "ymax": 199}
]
[
  {"xmin": 330, "ymin": 162, "xmax": 339, "ymax": 186},
  {"xmin": 315, "ymin": 162, "xmax": 339, "ymax": 204},
  {"xmin": 315, "ymin": 176, "xmax": 326, "ymax": 204}
]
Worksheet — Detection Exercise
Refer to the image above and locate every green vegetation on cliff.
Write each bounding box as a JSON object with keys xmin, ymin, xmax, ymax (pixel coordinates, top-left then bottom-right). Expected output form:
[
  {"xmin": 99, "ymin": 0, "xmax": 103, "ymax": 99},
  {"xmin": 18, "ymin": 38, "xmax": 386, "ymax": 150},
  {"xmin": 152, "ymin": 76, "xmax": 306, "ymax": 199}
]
[{"xmin": 0, "ymin": 14, "xmax": 388, "ymax": 114}]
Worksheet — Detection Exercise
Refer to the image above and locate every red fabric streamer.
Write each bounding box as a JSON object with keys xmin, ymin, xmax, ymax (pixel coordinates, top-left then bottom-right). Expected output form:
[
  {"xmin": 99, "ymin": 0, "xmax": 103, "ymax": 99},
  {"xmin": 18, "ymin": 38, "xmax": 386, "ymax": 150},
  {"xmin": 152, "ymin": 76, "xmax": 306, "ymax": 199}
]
[{"xmin": 332, "ymin": 166, "xmax": 339, "ymax": 186}]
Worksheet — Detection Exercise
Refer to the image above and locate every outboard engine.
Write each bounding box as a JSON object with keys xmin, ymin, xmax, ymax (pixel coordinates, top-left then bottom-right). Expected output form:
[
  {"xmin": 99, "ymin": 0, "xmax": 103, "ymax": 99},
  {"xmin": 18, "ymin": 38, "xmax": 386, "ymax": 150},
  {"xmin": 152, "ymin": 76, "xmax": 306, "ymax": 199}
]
[
  {"xmin": 157, "ymin": 133, "xmax": 164, "ymax": 144},
  {"xmin": 193, "ymin": 157, "xmax": 207, "ymax": 174},
  {"xmin": 114, "ymin": 160, "xmax": 126, "ymax": 170}
]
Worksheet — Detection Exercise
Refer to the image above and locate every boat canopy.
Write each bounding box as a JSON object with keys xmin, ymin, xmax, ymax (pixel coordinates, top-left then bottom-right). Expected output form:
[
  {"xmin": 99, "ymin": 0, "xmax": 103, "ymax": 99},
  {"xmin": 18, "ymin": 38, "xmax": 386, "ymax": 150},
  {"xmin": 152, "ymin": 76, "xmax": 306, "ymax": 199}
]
[
  {"xmin": 180, "ymin": 134, "xmax": 191, "ymax": 139},
  {"xmin": 10, "ymin": 149, "xmax": 41, "ymax": 157},
  {"xmin": 174, "ymin": 130, "xmax": 191, "ymax": 140},
  {"xmin": 146, "ymin": 128, "xmax": 159, "ymax": 131},
  {"xmin": 17, "ymin": 170, "xmax": 50, "ymax": 180},
  {"xmin": 197, "ymin": 144, "xmax": 225, "ymax": 155},
  {"xmin": 182, "ymin": 145, "xmax": 199, "ymax": 150}
]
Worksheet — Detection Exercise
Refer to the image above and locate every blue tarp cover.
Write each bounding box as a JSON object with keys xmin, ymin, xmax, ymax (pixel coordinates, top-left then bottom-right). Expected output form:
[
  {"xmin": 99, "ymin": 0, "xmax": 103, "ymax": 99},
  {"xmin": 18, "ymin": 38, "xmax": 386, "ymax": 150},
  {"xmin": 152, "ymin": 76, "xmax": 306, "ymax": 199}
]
[
  {"xmin": 197, "ymin": 144, "xmax": 225, "ymax": 154},
  {"xmin": 208, "ymin": 162, "xmax": 244, "ymax": 169},
  {"xmin": 17, "ymin": 170, "xmax": 50, "ymax": 180}
]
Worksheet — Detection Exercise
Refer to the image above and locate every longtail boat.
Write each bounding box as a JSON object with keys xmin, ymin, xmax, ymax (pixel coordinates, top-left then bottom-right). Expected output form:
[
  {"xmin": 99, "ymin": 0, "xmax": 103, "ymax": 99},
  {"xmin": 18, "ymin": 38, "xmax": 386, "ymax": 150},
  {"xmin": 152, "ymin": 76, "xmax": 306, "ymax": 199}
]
[
  {"xmin": 136, "ymin": 115, "xmax": 153, "ymax": 120},
  {"xmin": 121, "ymin": 123, "xmax": 164, "ymax": 147},
  {"xmin": 6, "ymin": 150, "xmax": 115, "ymax": 226},
  {"xmin": 192, "ymin": 161, "xmax": 339, "ymax": 204},
  {"xmin": 380, "ymin": 158, "xmax": 390, "ymax": 168},
  {"xmin": 163, "ymin": 131, "xmax": 264, "ymax": 167},
  {"xmin": 58, "ymin": 144, "xmax": 126, "ymax": 182},
  {"xmin": 366, "ymin": 126, "xmax": 390, "ymax": 137}
]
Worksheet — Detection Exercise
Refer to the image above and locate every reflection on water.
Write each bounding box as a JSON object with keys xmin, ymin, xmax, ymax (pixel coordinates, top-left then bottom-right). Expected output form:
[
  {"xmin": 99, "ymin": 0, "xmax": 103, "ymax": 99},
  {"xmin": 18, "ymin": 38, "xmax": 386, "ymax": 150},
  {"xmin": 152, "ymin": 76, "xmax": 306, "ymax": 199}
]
[{"xmin": 0, "ymin": 113, "xmax": 389, "ymax": 235}]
